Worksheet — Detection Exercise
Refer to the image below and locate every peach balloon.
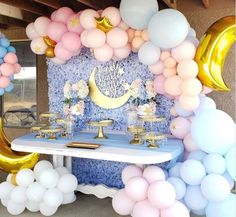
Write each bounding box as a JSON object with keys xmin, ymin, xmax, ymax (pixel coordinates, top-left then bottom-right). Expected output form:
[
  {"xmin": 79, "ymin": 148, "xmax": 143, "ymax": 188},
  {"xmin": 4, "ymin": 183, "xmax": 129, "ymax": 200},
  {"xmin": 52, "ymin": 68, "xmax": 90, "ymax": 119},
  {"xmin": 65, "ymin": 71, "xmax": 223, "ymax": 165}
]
[
  {"xmin": 127, "ymin": 28, "xmax": 135, "ymax": 42},
  {"xmin": 163, "ymin": 68, "xmax": 177, "ymax": 77},
  {"xmin": 86, "ymin": 28, "xmax": 106, "ymax": 48},
  {"xmin": 164, "ymin": 75, "xmax": 182, "ymax": 96},
  {"xmin": 183, "ymin": 133, "xmax": 199, "ymax": 152},
  {"xmin": 61, "ymin": 32, "xmax": 81, "ymax": 52},
  {"xmin": 4, "ymin": 53, "xmax": 18, "ymax": 64},
  {"xmin": 153, "ymin": 75, "xmax": 166, "ymax": 95},
  {"xmin": 141, "ymin": 30, "xmax": 149, "ymax": 41},
  {"xmin": 114, "ymin": 44, "xmax": 131, "ymax": 59},
  {"xmin": 0, "ymin": 63, "xmax": 15, "ymax": 76},
  {"xmin": 101, "ymin": 7, "xmax": 121, "ymax": 26},
  {"xmin": 80, "ymin": 30, "xmax": 90, "ymax": 47},
  {"xmin": 164, "ymin": 57, "xmax": 177, "ymax": 68},
  {"xmin": 122, "ymin": 165, "xmax": 143, "ymax": 185},
  {"xmin": 132, "ymin": 37, "xmax": 144, "ymax": 51},
  {"xmin": 14, "ymin": 63, "xmax": 21, "ymax": 74},
  {"xmin": 179, "ymin": 94, "xmax": 200, "ymax": 111},
  {"xmin": 181, "ymin": 77, "xmax": 202, "ymax": 96},
  {"xmin": 0, "ymin": 76, "xmax": 10, "ymax": 88},
  {"xmin": 79, "ymin": 9, "xmax": 99, "ymax": 29},
  {"xmin": 107, "ymin": 27, "xmax": 128, "ymax": 49},
  {"xmin": 171, "ymin": 41, "xmax": 196, "ymax": 62},
  {"xmin": 132, "ymin": 200, "xmax": 160, "ymax": 217},
  {"xmin": 93, "ymin": 44, "xmax": 113, "ymax": 62},
  {"xmin": 118, "ymin": 21, "xmax": 129, "ymax": 30},
  {"xmin": 47, "ymin": 22, "xmax": 68, "ymax": 42},
  {"xmin": 170, "ymin": 117, "xmax": 191, "ymax": 139},
  {"xmin": 54, "ymin": 7, "xmax": 74, "ymax": 23},
  {"xmin": 161, "ymin": 201, "xmax": 190, "ymax": 217},
  {"xmin": 170, "ymin": 107, "xmax": 178, "ymax": 116},
  {"xmin": 177, "ymin": 59, "xmax": 198, "ymax": 78},
  {"xmin": 134, "ymin": 30, "xmax": 142, "ymax": 37},
  {"xmin": 54, "ymin": 42, "xmax": 73, "ymax": 61},
  {"xmin": 160, "ymin": 51, "xmax": 171, "ymax": 61},
  {"xmin": 148, "ymin": 61, "xmax": 164, "ymax": 75},
  {"xmin": 143, "ymin": 166, "xmax": 165, "ymax": 184},
  {"xmin": 26, "ymin": 23, "xmax": 39, "ymax": 40}
]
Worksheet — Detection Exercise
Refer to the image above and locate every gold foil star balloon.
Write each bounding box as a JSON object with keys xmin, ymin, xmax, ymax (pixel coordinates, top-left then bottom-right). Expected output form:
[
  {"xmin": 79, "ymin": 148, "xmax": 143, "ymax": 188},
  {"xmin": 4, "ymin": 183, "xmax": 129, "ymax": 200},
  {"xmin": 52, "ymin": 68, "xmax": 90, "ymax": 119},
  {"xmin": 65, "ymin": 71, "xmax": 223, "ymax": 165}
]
[
  {"xmin": 43, "ymin": 36, "xmax": 57, "ymax": 48},
  {"xmin": 45, "ymin": 47, "xmax": 55, "ymax": 58},
  {"xmin": 95, "ymin": 17, "xmax": 113, "ymax": 33}
]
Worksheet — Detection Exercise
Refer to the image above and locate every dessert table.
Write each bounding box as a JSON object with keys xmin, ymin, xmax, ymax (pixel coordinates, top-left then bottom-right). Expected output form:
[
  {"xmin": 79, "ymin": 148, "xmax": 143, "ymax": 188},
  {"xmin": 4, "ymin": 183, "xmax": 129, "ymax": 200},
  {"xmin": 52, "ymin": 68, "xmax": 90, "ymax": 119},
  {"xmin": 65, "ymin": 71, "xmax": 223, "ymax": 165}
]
[{"xmin": 11, "ymin": 132, "xmax": 184, "ymax": 198}]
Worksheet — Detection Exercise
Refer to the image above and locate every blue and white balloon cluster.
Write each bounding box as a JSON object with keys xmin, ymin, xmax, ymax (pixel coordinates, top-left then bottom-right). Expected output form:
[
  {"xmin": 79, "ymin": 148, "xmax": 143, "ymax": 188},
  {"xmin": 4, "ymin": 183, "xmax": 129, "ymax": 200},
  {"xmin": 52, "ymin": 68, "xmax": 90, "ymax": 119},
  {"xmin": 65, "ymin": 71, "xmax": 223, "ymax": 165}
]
[
  {"xmin": 0, "ymin": 33, "xmax": 21, "ymax": 96},
  {"xmin": 0, "ymin": 160, "xmax": 78, "ymax": 216}
]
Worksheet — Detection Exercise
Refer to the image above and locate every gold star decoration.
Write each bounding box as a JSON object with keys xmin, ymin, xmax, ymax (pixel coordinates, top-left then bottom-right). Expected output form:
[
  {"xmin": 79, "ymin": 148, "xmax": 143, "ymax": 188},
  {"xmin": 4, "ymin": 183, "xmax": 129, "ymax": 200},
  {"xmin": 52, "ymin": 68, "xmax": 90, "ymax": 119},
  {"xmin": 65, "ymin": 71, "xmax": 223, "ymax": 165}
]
[
  {"xmin": 70, "ymin": 16, "xmax": 80, "ymax": 27},
  {"xmin": 95, "ymin": 17, "xmax": 113, "ymax": 33}
]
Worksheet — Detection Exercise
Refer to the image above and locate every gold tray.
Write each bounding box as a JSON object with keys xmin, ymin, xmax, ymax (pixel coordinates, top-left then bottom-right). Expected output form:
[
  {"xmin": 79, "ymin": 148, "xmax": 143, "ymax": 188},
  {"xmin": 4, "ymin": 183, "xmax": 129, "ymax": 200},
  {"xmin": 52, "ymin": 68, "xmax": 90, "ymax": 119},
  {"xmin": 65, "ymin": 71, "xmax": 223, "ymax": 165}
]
[{"xmin": 66, "ymin": 142, "xmax": 101, "ymax": 149}]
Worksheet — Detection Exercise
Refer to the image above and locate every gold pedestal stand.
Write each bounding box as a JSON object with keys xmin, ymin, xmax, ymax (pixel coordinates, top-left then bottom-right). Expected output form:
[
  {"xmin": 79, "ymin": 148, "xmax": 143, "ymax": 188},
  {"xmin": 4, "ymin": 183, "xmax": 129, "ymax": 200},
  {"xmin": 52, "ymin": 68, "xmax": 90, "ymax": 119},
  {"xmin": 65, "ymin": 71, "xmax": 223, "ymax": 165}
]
[
  {"xmin": 127, "ymin": 126, "xmax": 145, "ymax": 145},
  {"xmin": 31, "ymin": 124, "xmax": 47, "ymax": 138},
  {"xmin": 40, "ymin": 126, "xmax": 64, "ymax": 140},
  {"xmin": 88, "ymin": 120, "xmax": 113, "ymax": 139}
]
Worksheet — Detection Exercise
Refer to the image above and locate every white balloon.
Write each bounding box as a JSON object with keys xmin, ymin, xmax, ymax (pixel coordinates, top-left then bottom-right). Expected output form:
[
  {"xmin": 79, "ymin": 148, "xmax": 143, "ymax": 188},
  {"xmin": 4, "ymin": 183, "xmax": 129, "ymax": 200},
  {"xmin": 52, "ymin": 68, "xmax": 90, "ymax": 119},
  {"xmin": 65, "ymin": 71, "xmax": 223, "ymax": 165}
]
[
  {"xmin": 16, "ymin": 168, "xmax": 35, "ymax": 187},
  {"xmin": 43, "ymin": 188, "xmax": 63, "ymax": 208},
  {"xmin": 26, "ymin": 201, "xmax": 40, "ymax": 212},
  {"xmin": 168, "ymin": 162, "xmax": 182, "ymax": 178},
  {"xmin": 62, "ymin": 192, "xmax": 76, "ymax": 204},
  {"xmin": 55, "ymin": 167, "xmax": 70, "ymax": 176},
  {"xmin": 203, "ymin": 154, "xmax": 226, "ymax": 174},
  {"xmin": 223, "ymin": 172, "xmax": 234, "ymax": 190},
  {"xmin": 185, "ymin": 36, "xmax": 199, "ymax": 47},
  {"xmin": 1, "ymin": 198, "xmax": 9, "ymax": 207},
  {"xmin": 34, "ymin": 160, "xmax": 53, "ymax": 179},
  {"xmin": 194, "ymin": 96, "xmax": 216, "ymax": 115},
  {"xmin": 57, "ymin": 174, "xmax": 78, "ymax": 193},
  {"xmin": 26, "ymin": 182, "xmax": 46, "ymax": 202},
  {"xmin": 10, "ymin": 186, "xmax": 27, "ymax": 204},
  {"xmin": 187, "ymin": 150, "xmax": 207, "ymax": 162},
  {"xmin": 7, "ymin": 200, "xmax": 25, "ymax": 215},
  {"xmin": 39, "ymin": 169, "xmax": 59, "ymax": 189},
  {"xmin": 167, "ymin": 177, "xmax": 186, "ymax": 200},
  {"xmin": 187, "ymin": 27, "xmax": 196, "ymax": 37},
  {"xmin": 6, "ymin": 174, "xmax": 13, "ymax": 183},
  {"xmin": 0, "ymin": 182, "xmax": 15, "ymax": 199},
  {"xmin": 40, "ymin": 202, "xmax": 58, "ymax": 216}
]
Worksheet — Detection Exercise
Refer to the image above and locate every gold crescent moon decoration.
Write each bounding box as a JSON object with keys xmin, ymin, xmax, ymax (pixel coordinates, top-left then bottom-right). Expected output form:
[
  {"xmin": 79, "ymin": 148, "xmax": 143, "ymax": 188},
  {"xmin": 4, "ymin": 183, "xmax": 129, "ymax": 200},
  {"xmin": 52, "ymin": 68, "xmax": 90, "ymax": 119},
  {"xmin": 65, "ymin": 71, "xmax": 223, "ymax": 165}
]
[
  {"xmin": 195, "ymin": 15, "xmax": 236, "ymax": 91},
  {"xmin": 0, "ymin": 118, "xmax": 39, "ymax": 173},
  {"xmin": 89, "ymin": 68, "xmax": 131, "ymax": 109}
]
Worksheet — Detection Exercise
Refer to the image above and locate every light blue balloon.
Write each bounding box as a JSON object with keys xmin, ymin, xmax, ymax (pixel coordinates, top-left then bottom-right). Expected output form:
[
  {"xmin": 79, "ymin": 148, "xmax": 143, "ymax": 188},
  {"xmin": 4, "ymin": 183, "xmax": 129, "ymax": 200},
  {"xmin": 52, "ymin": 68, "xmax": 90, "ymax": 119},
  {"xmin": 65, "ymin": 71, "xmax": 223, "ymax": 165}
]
[
  {"xmin": 0, "ymin": 88, "xmax": 5, "ymax": 96},
  {"xmin": 192, "ymin": 208, "xmax": 206, "ymax": 216},
  {"xmin": 203, "ymin": 153, "xmax": 226, "ymax": 175},
  {"xmin": 174, "ymin": 100, "xmax": 193, "ymax": 117},
  {"xmin": 167, "ymin": 177, "xmax": 186, "ymax": 200},
  {"xmin": 225, "ymin": 146, "xmax": 236, "ymax": 181},
  {"xmin": 168, "ymin": 162, "xmax": 182, "ymax": 178},
  {"xmin": 0, "ymin": 58, "xmax": 3, "ymax": 64},
  {"xmin": 5, "ymin": 83, "xmax": 14, "ymax": 92},
  {"xmin": 188, "ymin": 150, "xmax": 207, "ymax": 162},
  {"xmin": 0, "ymin": 46, "xmax": 7, "ymax": 58},
  {"xmin": 138, "ymin": 42, "xmax": 160, "ymax": 65},
  {"xmin": 120, "ymin": 0, "xmax": 158, "ymax": 30},
  {"xmin": 223, "ymin": 172, "xmax": 234, "ymax": 190},
  {"xmin": 191, "ymin": 109, "xmax": 235, "ymax": 155},
  {"xmin": 0, "ymin": 38, "xmax": 10, "ymax": 48},
  {"xmin": 206, "ymin": 193, "xmax": 236, "ymax": 217},
  {"xmin": 7, "ymin": 46, "xmax": 16, "ymax": 54},
  {"xmin": 194, "ymin": 96, "xmax": 216, "ymax": 115}
]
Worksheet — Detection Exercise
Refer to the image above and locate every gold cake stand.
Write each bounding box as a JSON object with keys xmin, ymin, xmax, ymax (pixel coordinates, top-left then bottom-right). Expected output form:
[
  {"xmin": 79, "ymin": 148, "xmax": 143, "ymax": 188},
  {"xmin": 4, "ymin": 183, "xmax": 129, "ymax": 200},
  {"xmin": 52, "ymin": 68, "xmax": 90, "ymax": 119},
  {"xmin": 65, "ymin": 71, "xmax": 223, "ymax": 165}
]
[
  {"xmin": 88, "ymin": 120, "xmax": 113, "ymax": 139},
  {"xmin": 40, "ymin": 126, "xmax": 64, "ymax": 140},
  {"xmin": 30, "ymin": 124, "xmax": 47, "ymax": 138},
  {"xmin": 127, "ymin": 126, "xmax": 145, "ymax": 145},
  {"xmin": 142, "ymin": 132, "xmax": 167, "ymax": 148}
]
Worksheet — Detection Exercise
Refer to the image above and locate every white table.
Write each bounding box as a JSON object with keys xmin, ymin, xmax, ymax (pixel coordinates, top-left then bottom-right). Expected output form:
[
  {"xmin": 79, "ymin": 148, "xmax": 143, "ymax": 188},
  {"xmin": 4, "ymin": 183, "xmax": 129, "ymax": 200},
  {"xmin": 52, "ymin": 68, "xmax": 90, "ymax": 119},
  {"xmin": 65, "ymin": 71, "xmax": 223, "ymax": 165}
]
[{"xmin": 12, "ymin": 132, "xmax": 183, "ymax": 198}]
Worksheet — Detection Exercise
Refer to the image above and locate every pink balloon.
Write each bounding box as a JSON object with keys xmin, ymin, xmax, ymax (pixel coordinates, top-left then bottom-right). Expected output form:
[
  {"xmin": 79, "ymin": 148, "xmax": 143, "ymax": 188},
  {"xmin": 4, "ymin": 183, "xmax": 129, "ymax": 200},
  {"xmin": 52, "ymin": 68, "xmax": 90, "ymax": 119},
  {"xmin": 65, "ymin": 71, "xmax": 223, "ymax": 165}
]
[
  {"xmin": 50, "ymin": 10, "xmax": 57, "ymax": 21},
  {"xmin": 114, "ymin": 44, "xmax": 131, "ymax": 59},
  {"xmin": 30, "ymin": 37, "xmax": 47, "ymax": 55},
  {"xmin": 50, "ymin": 57, "xmax": 66, "ymax": 65},
  {"xmin": 148, "ymin": 181, "xmax": 176, "ymax": 209},
  {"xmin": 149, "ymin": 61, "xmax": 164, "ymax": 75},
  {"xmin": 164, "ymin": 75, "xmax": 182, "ymax": 96},
  {"xmin": 171, "ymin": 41, "xmax": 196, "ymax": 62},
  {"xmin": 153, "ymin": 75, "xmax": 166, "ymax": 95},
  {"xmin": 122, "ymin": 165, "xmax": 143, "ymax": 184},
  {"xmin": 0, "ymin": 63, "xmax": 15, "ymax": 76},
  {"xmin": 3, "ymin": 53, "xmax": 18, "ymax": 64},
  {"xmin": 161, "ymin": 201, "xmax": 190, "ymax": 217},
  {"xmin": 93, "ymin": 44, "xmax": 113, "ymax": 63},
  {"xmin": 118, "ymin": 21, "xmax": 129, "ymax": 30},
  {"xmin": 107, "ymin": 27, "xmax": 128, "ymax": 49},
  {"xmin": 164, "ymin": 57, "xmax": 176, "ymax": 68},
  {"xmin": 163, "ymin": 68, "xmax": 177, "ymax": 77},
  {"xmin": 112, "ymin": 189, "xmax": 135, "ymax": 216},
  {"xmin": 160, "ymin": 51, "xmax": 171, "ymax": 61},
  {"xmin": 143, "ymin": 166, "xmax": 165, "ymax": 184},
  {"xmin": 54, "ymin": 42, "xmax": 73, "ymax": 61},
  {"xmin": 80, "ymin": 30, "xmax": 90, "ymax": 47},
  {"xmin": 66, "ymin": 14, "xmax": 83, "ymax": 34},
  {"xmin": 86, "ymin": 28, "xmax": 106, "ymax": 48},
  {"xmin": 47, "ymin": 21, "xmax": 68, "ymax": 42},
  {"xmin": 181, "ymin": 77, "xmax": 202, "ymax": 96},
  {"xmin": 125, "ymin": 177, "xmax": 149, "ymax": 201},
  {"xmin": 0, "ymin": 76, "xmax": 10, "ymax": 88},
  {"xmin": 34, "ymin": 16, "xmax": 51, "ymax": 36},
  {"xmin": 132, "ymin": 200, "xmax": 160, "ymax": 217},
  {"xmin": 183, "ymin": 133, "xmax": 199, "ymax": 152},
  {"xmin": 54, "ymin": 7, "xmax": 74, "ymax": 23},
  {"xmin": 79, "ymin": 9, "xmax": 99, "ymax": 29},
  {"xmin": 179, "ymin": 94, "xmax": 200, "ymax": 111},
  {"xmin": 101, "ymin": 7, "xmax": 121, "ymax": 26},
  {"xmin": 177, "ymin": 59, "xmax": 198, "ymax": 78},
  {"xmin": 26, "ymin": 23, "xmax": 39, "ymax": 39},
  {"xmin": 61, "ymin": 32, "xmax": 81, "ymax": 52},
  {"xmin": 170, "ymin": 117, "xmax": 191, "ymax": 139},
  {"xmin": 14, "ymin": 63, "xmax": 21, "ymax": 74}
]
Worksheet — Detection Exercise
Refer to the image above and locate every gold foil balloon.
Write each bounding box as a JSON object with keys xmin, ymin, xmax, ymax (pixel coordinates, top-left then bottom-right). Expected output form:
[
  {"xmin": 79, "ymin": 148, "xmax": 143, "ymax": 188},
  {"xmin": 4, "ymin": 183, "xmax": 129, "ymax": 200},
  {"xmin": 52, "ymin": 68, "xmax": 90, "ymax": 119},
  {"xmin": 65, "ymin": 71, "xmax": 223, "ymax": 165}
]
[
  {"xmin": 0, "ymin": 118, "xmax": 39, "ymax": 173},
  {"xmin": 45, "ymin": 47, "xmax": 55, "ymax": 58},
  {"xmin": 95, "ymin": 17, "xmax": 113, "ymax": 33},
  {"xmin": 43, "ymin": 36, "xmax": 57, "ymax": 47},
  {"xmin": 195, "ymin": 16, "xmax": 236, "ymax": 91}
]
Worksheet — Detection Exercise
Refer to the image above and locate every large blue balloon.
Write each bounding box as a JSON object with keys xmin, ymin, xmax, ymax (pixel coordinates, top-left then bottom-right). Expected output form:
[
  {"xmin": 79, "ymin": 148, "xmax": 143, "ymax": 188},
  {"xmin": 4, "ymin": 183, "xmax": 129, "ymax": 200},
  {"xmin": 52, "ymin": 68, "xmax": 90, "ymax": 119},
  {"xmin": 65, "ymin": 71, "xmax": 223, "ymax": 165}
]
[
  {"xmin": 225, "ymin": 146, "xmax": 236, "ymax": 181},
  {"xmin": 120, "ymin": 0, "xmax": 158, "ymax": 30},
  {"xmin": 0, "ymin": 46, "xmax": 7, "ymax": 58}
]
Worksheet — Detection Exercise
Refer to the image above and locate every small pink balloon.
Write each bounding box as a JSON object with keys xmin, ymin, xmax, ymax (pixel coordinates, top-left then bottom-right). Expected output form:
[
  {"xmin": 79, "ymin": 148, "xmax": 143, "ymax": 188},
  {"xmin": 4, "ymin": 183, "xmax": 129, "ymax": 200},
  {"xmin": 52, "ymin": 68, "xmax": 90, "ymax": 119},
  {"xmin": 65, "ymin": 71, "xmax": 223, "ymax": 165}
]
[
  {"xmin": 160, "ymin": 51, "xmax": 171, "ymax": 61},
  {"xmin": 122, "ymin": 165, "xmax": 143, "ymax": 184},
  {"xmin": 171, "ymin": 41, "xmax": 196, "ymax": 62},
  {"xmin": 3, "ymin": 53, "xmax": 18, "ymax": 64},
  {"xmin": 79, "ymin": 9, "xmax": 99, "ymax": 29},
  {"xmin": 54, "ymin": 7, "xmax": 74, "ymax": 23},
  {"xmin": 132, "ymin": 200, "xmax": 160, "ymax": 217},
  {"xmin": 149, "ymin": 61, "xmax": 164, "ymax": 75},
  {"xmin": 50, "ymin": 57, "xmax": 66, "ymax": 65},
  {"xmin": 14, "ymin": 63, "xmax": 21, "ymax": 74},
  {"xmin": 181, "ymin": 77, "xmax": 202, "ymax": 96},
  {"xmin": 112, "ymin": 189, "xmax": 135, "ymax": 216},
  {"xmin": 148, "ymin": 181, "xmax": 176, "ymax": 209},
  {"xmin": 66, "ymin": 14, "xmax": 83, "ymax": 34},
  {"xmin": 30, "ymin": 37, "xmax": 47, "ymax": 55},
  {"xmin": 101, "ymin": 7, "xmax": 121, "ymax": 26},
  {"xmin": 80, "ymin": 30, "xmax": 90, "ymax": 47},
  {"xmin": 164, "ymin": 57, "xmax": 177, "ymax": 68},
  {"xmin": 86, "ymin": 28, "xmax": 106, "ymax": 48},
  {"xmin": 177, "ymin": 59, "xmax": 198, "ymax": 78},
  {"xmin": 141, "ymin": 30, "xmax": 149, "ymax": 41},
  {"xmin": 202, "ymin": 86, "xmax": 213, "ymax": 94},
  {"xmin": 170, "ymin": 117, "xmax": 191, "ymax": 139},
  {"xmin": 131, "ymin": 37, "xmax": 144, "ymax": 51},
  {"xmin": 143, "ymin": 166, "xmax": 165, "ymax": 184},
  {"xmin": 114, "ymin": 44, "xmax": 131, "ymax": 59},
  {"xmin": 93, "ymin": 44, "xmax": 113, "ymax": 63},
  {"xmin": 183, "ymin": 133, "xmax": 199, "ymax": 152},
  {"xmin": 127, "ymin": 28, "xmax": 135, "ymax": 42},
  {"xmin": 34, "ymin": 16, "xmax": 51, "ymax": 36},
  {"xmin": 61, "ymin": 32, "xmax": 81, "ymax": 52},
  {"xmin": 0, "ymin": 63, "xmax": 15, "ymax": 76},
  {"xmin": 118, "ymin": 21, "xmax": 129, "ymax": 30},
  {"xmin": 50, "ymin": 10, "xmax": 57, "ymax": 21},
  {"xmin": 161, "ymin": 201, "xmax": 190, "ymax": 217},
  {"xmin": 107, "ymin": 27, "xmax": 128, "ymax": 49},
  {"xmin": 153, "ymin": 75, "xmax": 166, "ymax": 95},
  {"xmin": 0, "ymin": 76, "xmax": 10, "ymax": 88},
  {"xmin": 125, "ymin": 177, "xmax": 149, "ymax": 202},
  {"xmin": 164, "ymin": 75, "xmax": 182, "ymax": 96},
  {"xmin": 163, "ymin": 68, "xmax": 177, "ymax": 77},
  {"xmin": 179, "ymin": 94, "xmax": 200, "ymax": 111},
  {"xmin": 26, "ymin": 23, "xmax": 39, "ymax": 40},
  {"xmin": 47, "ymin": 21, "xmax": 68, "ymax": 42},
  {"xmin": 54, "ymin": 42, "xmax": 73, "ymax": 61}
]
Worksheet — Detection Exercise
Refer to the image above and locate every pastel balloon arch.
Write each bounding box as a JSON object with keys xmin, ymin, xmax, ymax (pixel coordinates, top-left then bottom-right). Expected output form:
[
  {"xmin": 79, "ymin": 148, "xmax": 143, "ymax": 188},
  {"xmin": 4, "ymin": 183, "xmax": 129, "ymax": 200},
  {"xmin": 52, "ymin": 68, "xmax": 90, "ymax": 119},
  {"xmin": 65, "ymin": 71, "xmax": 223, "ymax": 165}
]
[{"xmin": 25, "ymin": 0, "xmax": 236, "ymax": 217}]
